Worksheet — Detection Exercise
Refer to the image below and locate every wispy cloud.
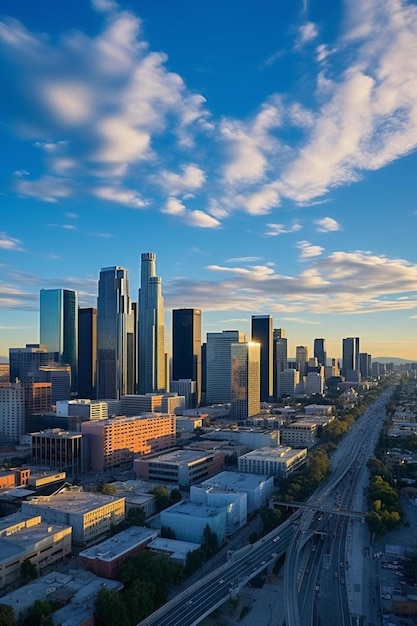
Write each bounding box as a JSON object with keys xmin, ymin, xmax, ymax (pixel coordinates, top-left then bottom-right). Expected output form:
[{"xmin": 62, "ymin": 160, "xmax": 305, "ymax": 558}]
[
  {"xmin": 314, "ymin": 216, "xmax": 341, "ymax": 232},
  {"xmin": 296, "ymin": 240, "xmax": 324, "ymax": 259},
  {"xmin": 0, "ymin": 233, "xmax": 23, "ymax": 251},
  {"xmin": 265, "ymin": 220, "xmax": 302, "ymax": 236}
]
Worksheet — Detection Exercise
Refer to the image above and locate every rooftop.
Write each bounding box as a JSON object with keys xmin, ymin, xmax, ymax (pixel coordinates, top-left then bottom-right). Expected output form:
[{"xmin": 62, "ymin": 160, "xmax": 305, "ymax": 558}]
[
  {"xmin": 148, "ymin": 537, "xmax": 200, "ymax": 560},
  {"xmin": 241, "ymin": 446, "xmax": 307, "ymax": 460},
  {"xmin": 79, "ymin": 526, "xmax": 158, "ymax": 562},
  {"xmin": 22, "ymin": 488, "xmax": 124, "ymax": 514},
  {"xmin": 164, "ymin": 500, "xmax": 227, "ymax": 519},
  {"xmin": 202, "ymin": 471, "xmax": 273, "ymax": 490}
]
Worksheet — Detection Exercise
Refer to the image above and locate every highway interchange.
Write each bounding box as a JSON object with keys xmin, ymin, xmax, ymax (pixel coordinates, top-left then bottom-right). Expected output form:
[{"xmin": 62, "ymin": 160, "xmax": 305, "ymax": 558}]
[{"xmin": 139, "ymin": 386, "xmax": 393, "ymax": 626}]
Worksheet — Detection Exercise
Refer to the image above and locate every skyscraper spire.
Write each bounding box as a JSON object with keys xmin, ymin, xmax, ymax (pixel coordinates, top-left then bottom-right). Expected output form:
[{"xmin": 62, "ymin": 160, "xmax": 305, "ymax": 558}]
[{"xmin": 137, "ymin": 252, "xmax": 166, "ymax": 394}]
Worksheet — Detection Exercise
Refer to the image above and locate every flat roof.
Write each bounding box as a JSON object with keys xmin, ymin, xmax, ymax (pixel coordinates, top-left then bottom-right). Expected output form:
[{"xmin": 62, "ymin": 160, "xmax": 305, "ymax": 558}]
[
  {"xmin": 22, "ymin": 489, "xmax": 124, "ymax": 514},
  {"xmin": 202, "ymin": 471, "xmax": 272, "ymax": 489},
  {"xmin": 79, "ymin": 526, "xmax": 158, "ymax": 562},
  {"xmin": 240, "ymin": 446, "xmax": 307, "ymax": 460},
  {"xmin": 148, "ymin": 537, "xmax": 200, "ymax": 560},
  {"xmin": 139, "ymin": 448, "xmax": 212, "ymax": 465},
  {"xmin": 164, "ymin": 500, "xmax": 226, "ymax": 519}
]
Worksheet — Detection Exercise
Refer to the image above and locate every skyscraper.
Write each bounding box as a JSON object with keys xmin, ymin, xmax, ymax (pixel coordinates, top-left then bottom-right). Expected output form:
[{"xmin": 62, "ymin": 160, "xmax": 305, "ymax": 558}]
[
  {"xmin": 39, "ymin": 289, "xmax": 78, "ymax": 391},
  {"xmin": 78, "ymin": 308, "xmax": 97, "ymax": 399},
  {"xmin": 206, "ymin": 330, "xmax": 246, "ymax": 404},
  {"xmin": 172, "ymin": 308, "xmax": 202, "ymax": 406},
  {"xmin": 137, "ymin": 253, "xmax": 166, "ymax": 394},
  {"xmin": 97, "ymin": 266, "xmax": 136, "ymax": 399},
  {"xmin": 273, "ymin": 328, "xmax": 287, "ymax": 400},
  {"xmin": 342, "ymin": 337, "xmax": 360, "ymax": 374},
  {"xmin": 231, "ymin": 342, "xmax": 261, "ymax": 420},
  {"xmin": 9, "ymin": 344, "xmax": 56, "ymax": 384},
  {"xmin": 313, "ymin": 338, "xmax": 327, "ymax": 368},
  {"xmin": 296, "ymin": 346, "xmax": 309, "ymax": 377},
  {"xmin": 251, "ymin": 315, "xmax": 273, "ymax": 402}
]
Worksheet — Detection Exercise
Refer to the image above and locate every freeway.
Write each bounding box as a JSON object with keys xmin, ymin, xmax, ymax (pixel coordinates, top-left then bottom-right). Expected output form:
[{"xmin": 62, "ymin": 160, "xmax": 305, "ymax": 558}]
[{"xmin": 139, "ymin": 386, "xmax": 394, "ymax": 626}]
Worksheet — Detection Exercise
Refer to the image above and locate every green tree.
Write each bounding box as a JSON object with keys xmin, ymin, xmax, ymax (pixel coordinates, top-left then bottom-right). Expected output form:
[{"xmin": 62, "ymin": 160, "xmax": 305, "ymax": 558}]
[
  {"xmin": 184, "ymin": 547, "xmax": 206, "ymax": 577},
  {"xmin": 124, "ymin": 580, "xmax": 155, "ymax": 623},
  {"xmin": 160, "ymin": 525, "xmax": 176, "ymax": 539},
  {"xmin": 101, "ymin": 482, "xmax": 117, "ymax": 496},
  {"xmin": 20, "ymin": 558, "xmax": 37, "ymax": 583},
  {"xmin": 202, "ymin": 524, "xmax": 218, "ymax": 556},
  {"xmin": 94, "ymin": 588, "xmax": 129, "ymax": 626},
  {"xmin": 0, "ymin": 604, "xmax": 15, "ymax": 626},
  {"xmin": 261, "ymin": 508, "xmax": 281, "ymax": 534},
  {"xmin": 23, "ymin": 600, "xmax": 53, "ymax": 626},
  {"xmin": 169, "ymin": 488, "xmax": 182, "ymax": 504},
  {"xmin": 150, "ymin": 486, "xmax": 170, "ymax": 512}
]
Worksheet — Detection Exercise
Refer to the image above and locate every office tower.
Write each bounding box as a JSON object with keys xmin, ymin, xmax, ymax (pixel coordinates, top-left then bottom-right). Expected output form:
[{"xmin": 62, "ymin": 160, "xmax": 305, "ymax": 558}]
[
  {"xmin": 24, "ymin": 382, "xmax": 51, "ymax": 416},
  {"xmin": 296, "ymin": 346, "xmax": 309, "ymax": 377},
  {"xmin": 313, "ymin": 338, "xmax": 327, "ymax": 368},
  {"xmin": 170, "ymin": 379, "xmax": 197, "ymax": 409},
  {"xmin": 342, "ymin": 337, "xmax": 360, "ymax": 374},
  {"xmin": 251, "ymin": 315, "xmax": 273, "ymax": 402},
  {"xmin": 31, "ymin": 429, "xmax": 83, "ymax": 476},
  {"xmin": 172, "ymin": 308, "xmax": 202, "ymax": 406},
  {"xmin": 97, "ymin": 266, "xmax": 136, "ymax": 400},
  {"xmin": 9, "ymin": 344, "xmax": 56, "ymax": 384},
  {"xmin": 305, "ymin": 372, "xmax": 324, "ymax": 396},
  {"xmin": 78, "ymin": 308, "xmax": 97, "ymax": 400},
  {"xmin": 201, "ymin": 343, "xmax": 207, "ymax": 404},
  {"xmin": 38, "ymin": 365, "xmax": 71, "ymax": 404},
  {"xmin": 359, "ymin": 353, "xmax": 371, "ymax": 380},
  {"xmin": 206, "ymin": 330, "xmax": 246, "ymax": 404},
  {"xmin": 0, "ymin": 382, "xmax": 25, "ymax": 443},
  {"xmin": 230, "ymin": 342, "xmax": 261, "ymax": 420},
  {"xmin": 137, "ymin": 253, "xmax": 166, "ymax": 394},
  {"xmin": 273, "ymin": 329, "xmax": 287, "ymax": 400},
  {"xmin": 40, "ymin": 289, "xmax": 78, "ymax": 391},
  {"xmin": 278, "ymin": 369, "xmax": 299, "ymax": 397}
]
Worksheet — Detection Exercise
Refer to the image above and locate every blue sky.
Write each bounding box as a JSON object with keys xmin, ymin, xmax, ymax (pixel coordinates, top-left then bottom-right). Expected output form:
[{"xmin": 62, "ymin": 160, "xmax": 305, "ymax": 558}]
[{"xmin": 1, "ymin": 0, "xmax": 417, "ymax": 361}]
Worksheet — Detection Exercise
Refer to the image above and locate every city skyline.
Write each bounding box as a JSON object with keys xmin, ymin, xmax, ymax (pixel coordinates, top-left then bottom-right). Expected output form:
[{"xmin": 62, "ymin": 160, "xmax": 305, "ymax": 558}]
[{"xmin": 1, "ymin": 0, "xmax": 417, "ymax": 360}]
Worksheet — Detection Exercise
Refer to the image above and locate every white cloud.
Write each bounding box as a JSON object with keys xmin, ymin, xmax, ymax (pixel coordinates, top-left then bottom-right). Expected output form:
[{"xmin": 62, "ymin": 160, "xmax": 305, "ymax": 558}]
[
  {"xmin": 159, "ymin": 164, "xmax": 205, "ymax": 194},
  {"xmin": 162, "ymin": 198, "xmax": 186, "ymax": 215},
  {"xmin": 298, "ymin": 22, "xmax": 318, "ymax": 46},
  {"xmin": 15, "ymin": 175, "xmax": 72, "ymax": 202},
  {"xmin": 187, "ymin": 211, "xmax": 220, "ymax": 228},
  {"xmin": 0, "ymin": 233, "xmax": 23, "ymax": 251},
  {"xmin": 265, "ymin": 220, "xmax": 302, "ymax": 236},
  {"xmin": 92, "ymin": 186, "xmax": 147, "ymax": 208},
  {"xmin": 91, "ymin": 0, "xmax": 118, "ymax": 14},
  {"xmin": 297, "ymin": 240, "xmax": 324, "ymax": 260},
  {"xmin": 315, "ymin": 216, "xmax": 341, "ymax": 232}
]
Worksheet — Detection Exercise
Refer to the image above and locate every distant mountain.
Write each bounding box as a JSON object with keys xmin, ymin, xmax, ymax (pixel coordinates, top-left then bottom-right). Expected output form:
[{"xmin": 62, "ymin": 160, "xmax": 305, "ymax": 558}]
[
  {"xmin": 0, "ymin": 357, "xmax": 9, "ymax": 364},
  {"xmin": 373, "ymin": 357, "xmax": 415, "ymax": 364}
]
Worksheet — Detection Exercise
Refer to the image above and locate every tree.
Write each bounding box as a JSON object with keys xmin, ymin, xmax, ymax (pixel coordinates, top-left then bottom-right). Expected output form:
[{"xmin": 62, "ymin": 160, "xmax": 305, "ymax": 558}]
[
  {"xmin": 150, "ymin": 486, "xmax": 170, "ymax": 512},
  {"xmin": 124, "ymin": 580, "xmax": 155, "ymax": 623},
  {"xmin": 21, "ymin": 558, "xmax": 37, "ymax": 583},
  {"xmin": 184, "ymin": 547, "xmax": 206, "ymax": 576},
  {"xmin": 261, "ymin": 508, "xmax": 281, "ymax": 534},
  {"xmin": 169, "ymin": 488, "xmax": 182, "ymax": 504},
  {"xmin": 94, "ymin": 588, "xmax": 129, "ymax": 626},
  {"xmin": 23, "ymin": 600, "xmax": 53, "ymax": 626},
  {"xmin": 202, "ymin": 524, "xmax": 218, "ymax": 556},
  {"xmin": 160, "ymin": 525, "xmax": 176, "ymax": 539},
  {"xmin": 101, "ymin": 482, "xmax": 117, "ymax": 496},
  {"xmin": 0, "ymin": 604, "xmax": 15, "ymax": 626}
]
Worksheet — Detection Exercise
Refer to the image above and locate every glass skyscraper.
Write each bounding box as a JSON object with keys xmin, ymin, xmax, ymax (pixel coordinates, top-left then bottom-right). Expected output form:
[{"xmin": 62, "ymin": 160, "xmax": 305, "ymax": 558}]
[
  {"xmin": 172, "ymin": 308, "xmax": 202, "ymax": 406},
  {"xmin": 78, "ymin": 307, "xmax": 97, "ymax": 400},
  {"xmin": 137, "ymin": 253, "xmax": 166, "ymax": 394},
  {"xmin": 97, "ymin": 266, "xmax": 136, "ymax": 399},
  {"xmin": 251, "ymin": 315, "xmax": 273, "ymax": 402},
  {"xmin": 39, "ymin": 289, "xmax": 78, "ymax": 391},
  {"xmin": 231, "ymin": 341, "xmax": 261, "ymax": 420}
]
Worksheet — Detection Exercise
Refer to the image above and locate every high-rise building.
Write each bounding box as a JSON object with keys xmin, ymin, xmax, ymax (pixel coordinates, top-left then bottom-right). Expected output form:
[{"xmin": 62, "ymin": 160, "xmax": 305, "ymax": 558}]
[
  {"xmin": 137, "ymin": 253, "xmax": 166, "ymax": 394},
  {"xmin": 97, "ymin": 266, "xmax": 136, "ymax": 400},
  {"xmin": 0, "ymin": 382, "xmax": 25, "ymax": 443},
  {"xmin": 296, "ymin": 346, "xmax": 309, "ymax": 377},
  {"xmin": 39, "ymin": 289, "xmax": 78, "ymax": 391},
  {"xmin": 9, "ymin": 344, "xmax": 56, "ymax": 384},
  {"xmin": 172, "ymin": 309, "xmax": 202, "ymax": 406},
  {"xmin": 278, "ymin": 369, "xmax": 299, "ymax": 397},
  {"xmin": 342, "ymin": 337, "xmax": 360, "ymax": 374},
  {"xmin": 78, "ymin": 308, "xmax": 97, "ymax": 400},
  {"xmin": 206, "ymin": 330, "xmax": 246, "ymax": 404},
  {"xmin": 359, "ymin": 352, "xmax": 371, "ymax": 379},
  {"xmin": 230, "ymin": 342, "xmax": 261, "ymax": 420},
  {"xmin": 273, "ymin": 329, "xmax": 287, "ymax": 400},
  {"xmin": 251, "ymin": 315, "xmax": 273, "ymax": 402},
  {"xmin": 38, "ymin": 365, "xmax": 71, "ymax": 404},
  {"xmin": 313, "ymin": 338, "xmax": 327, "ymax": 368}
]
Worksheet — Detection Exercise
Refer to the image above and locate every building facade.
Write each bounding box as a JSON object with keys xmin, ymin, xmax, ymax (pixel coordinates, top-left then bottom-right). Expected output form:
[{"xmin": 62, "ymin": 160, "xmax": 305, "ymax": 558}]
[
  {"xmin": 81, "ymin": 414, "xmax": 176, "ymax": 472},
  {"xmin": 313, "ymin": 338, "xmax": 327, "ymax": 368},
  {"xmin": 238, "ymin": 446, "xmax": 307, "ymax": 478},
  {"xmin": 40, "ymin": 289, "xmax": 78, "ymax": 391},
  {"xmin": 0, "ymin": 382, "xmax": 25, "ymax": 443},
  {"xmin": 206, "ymin": 330, "xmax": 246, "ymax": 404},
  {"xmin": 97, "ymin": 266, "xmax": 136, "ymax": 399},
  {"xmin": 230, "ymin": 342, "xmax": 261, "ymax": 420},
  {"xmin": 31, "ymin": 429, "xmax": 83, "ymax": 476},
  {"xmin": 9, "ymin": 344, "xmax": 56, "ymax": 384},
  {"xmin": 137, "ymin": 252, "xmax": 166, "ymax": 394},
  {"xmin": 172, "ymin": 308, "xmax": 202, "ymax": 406},
  {"xmin": 251, "ymin": 315, "xmax": 273, "ymax": 402},
  {"xmin": 342, "ymin": 337, "xmax": 360, "ymax": 374},
  {"xmin": 273, "ymin": 329, "xmax": 287, "ymax": 400},
  {"xmin": 78, "ymin": 307, "xmax": 97, "ymax": 400},
  {"xmin": 134, "ymin": 448, "xmax": 223, "ymax": 487}
]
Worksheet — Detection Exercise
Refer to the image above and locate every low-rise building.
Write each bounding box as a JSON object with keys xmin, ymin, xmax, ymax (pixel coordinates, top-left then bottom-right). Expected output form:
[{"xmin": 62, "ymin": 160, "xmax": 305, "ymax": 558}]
[
  {"xmin": 160, "ymin": 500, "xmax": 227, "ymax": 545},
  {"xmin": 0, "ymin": 470, "xmax": 15, "ymax": 490},
  {"xmin": 238, "ymin": 446, "xmax": 307, "ymax": 478},
  {"xmin": 0, "ymin": 569, "xmax": 123, "ymax": 625},
  {"xmin": 21, "ymin": 489, "xmax": 125, "ymax": 546},
  {"xmin": 110, "ymin": 480, "xmax": 157, "ymax": 518},
  {"xmin": 78, "ymin": 526, "xmax": 158, "ymax": 578},
  {"xmin": 201, "ymin": 471, "xmax": 274, "ymax": 513},
  {"xmin": 56, "ymin": 399, "xmax": 109, "ymax": 421},
  {"xmin": 281, "ymin": 420, "xmax": 318, "ymax": 448},
  {"xmin": 0, "ymin": 513, "xmax": 72, "ymax": 590},
  {"xmin": 176, "ymin": 416, "xmax": 204, "ymax": 432},
  {"xmin": 190, "ymin": 485, "xmax": 247, "ymax": 535},
  {"xmin": 31, "ymin": 429, "xmax": 83, "ymax": 477},
  {"xmin": 201, "ymin": 427, "xmax": 279, "ymax": 449},
  {"xmin": 134, "ymin": 448, "xmax": 223, "ymax": 487},
  {"xmin": 148, "ymin": 537, "xmax": 201, "ymax": 565}
]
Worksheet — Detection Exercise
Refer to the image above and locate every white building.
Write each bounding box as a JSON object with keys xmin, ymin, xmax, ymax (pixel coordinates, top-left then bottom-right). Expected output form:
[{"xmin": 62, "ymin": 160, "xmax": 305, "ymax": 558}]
[
  {"xmin": 201, "ymin": 427, "xmax": 279, "ymax": 450},
  {"xmin": 281, "ymin": 420, "xmax": 318, "ymax": 448},
  {"xmin": 21, "ymin": 489, "xmax": 125, "ymax": 546},
  {"xmin": 176, "ymin": 416, "xmax": 203, "ymax": 432},
  {"xmin": 160, "ymin": 500, "xmax": 227, "ymax": 545},
  {"xmin": 148, "ymin": 538, "xmax": 201, "ymax": 565},
  {"xmin": 190, "ymin": 485, "xmax": 247, "ymax": 535},
  {"xmin": 56, "ymin": 399, "xmax": 108, "ymax": 420},
  {"xmin": 238, "ymin": 446, "xmax": 307, "ymax": 478},
  {"xmin": 278, "ymin": 369, "xmax": 299, "ymax": 397},
  {"xmin": 201, "ymin": 471, "xmax": 274, "ymax": 513},
  {"xmin": 0, "ymin": 382, "xmax": 25, "ymax": 443}
]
